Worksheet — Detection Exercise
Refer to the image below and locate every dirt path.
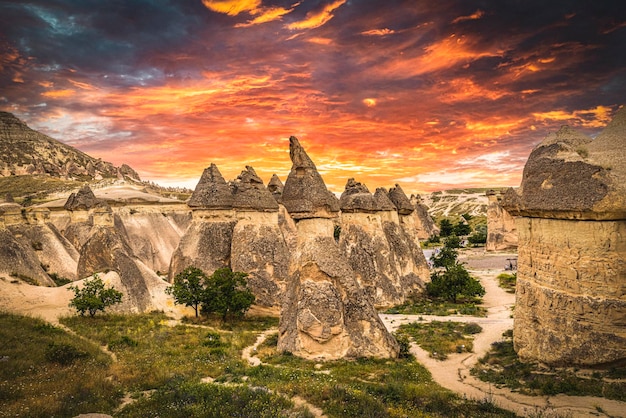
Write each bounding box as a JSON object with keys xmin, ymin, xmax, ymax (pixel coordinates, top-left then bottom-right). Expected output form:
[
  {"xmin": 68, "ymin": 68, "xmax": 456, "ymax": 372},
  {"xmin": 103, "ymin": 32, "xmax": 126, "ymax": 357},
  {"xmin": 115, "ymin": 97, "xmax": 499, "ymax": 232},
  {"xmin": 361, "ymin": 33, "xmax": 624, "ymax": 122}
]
[{"xmin": 381, "ymin": 268, "xmax": 626, "ymax": 417}]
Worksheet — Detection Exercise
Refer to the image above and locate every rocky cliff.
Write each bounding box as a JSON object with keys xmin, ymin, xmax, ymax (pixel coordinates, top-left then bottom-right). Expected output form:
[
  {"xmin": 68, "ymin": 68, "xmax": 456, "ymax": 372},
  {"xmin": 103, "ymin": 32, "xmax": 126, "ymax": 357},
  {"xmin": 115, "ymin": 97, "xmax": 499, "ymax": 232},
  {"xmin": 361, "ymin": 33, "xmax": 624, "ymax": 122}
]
[
  {"xmin": 485, "ymin": 190, "xmax": 517, "ymax": 251},
  {"xmin": 502, "ymin": 107, "xmax": 626, "ymax": 366},
  {"xmin": 278, "ymin": 138, "xmax": 399, "ymax": 359},
  {"xmin": 0, "ymin": 111, "xmax": 140, "ymax": 181}
]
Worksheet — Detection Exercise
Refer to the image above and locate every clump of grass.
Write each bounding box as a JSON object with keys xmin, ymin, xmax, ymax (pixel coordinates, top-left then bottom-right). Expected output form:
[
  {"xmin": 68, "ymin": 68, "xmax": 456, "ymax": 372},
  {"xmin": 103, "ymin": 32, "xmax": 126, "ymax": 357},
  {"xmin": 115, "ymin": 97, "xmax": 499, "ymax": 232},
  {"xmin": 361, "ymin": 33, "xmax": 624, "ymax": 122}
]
[
  {"xmin": 49, "ymin": 272, "xmax": 72, "ymax": 286},
  {"xmin": 497, "ymin": 273, "xmax": 517, "ymax": 293},
  {"xmin": 396, "ymin": 321, "xmax": 482, "ymax": 360},
  {"xmin": 384, "ymin": 298, "xmax": 487, "ymax": 317},
  {"xmin": 471, "ymin": 331, "xmax": 626, "ymax": 402},
  {"xmin": 0, "ymin": 312, "xmax": 120, "ymax": 417}
]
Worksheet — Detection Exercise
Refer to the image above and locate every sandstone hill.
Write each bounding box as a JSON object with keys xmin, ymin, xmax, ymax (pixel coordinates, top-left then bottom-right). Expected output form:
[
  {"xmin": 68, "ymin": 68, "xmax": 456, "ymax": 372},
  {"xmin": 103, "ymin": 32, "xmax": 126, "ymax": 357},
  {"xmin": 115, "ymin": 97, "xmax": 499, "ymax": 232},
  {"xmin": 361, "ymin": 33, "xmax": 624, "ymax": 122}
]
[
  {"xmin": 420, "ymin": 188, "xmax": 497, "ymax": 219},
  {"xmin": 0, "ymin": 111, "xmax": 139, "ymax": 181}
]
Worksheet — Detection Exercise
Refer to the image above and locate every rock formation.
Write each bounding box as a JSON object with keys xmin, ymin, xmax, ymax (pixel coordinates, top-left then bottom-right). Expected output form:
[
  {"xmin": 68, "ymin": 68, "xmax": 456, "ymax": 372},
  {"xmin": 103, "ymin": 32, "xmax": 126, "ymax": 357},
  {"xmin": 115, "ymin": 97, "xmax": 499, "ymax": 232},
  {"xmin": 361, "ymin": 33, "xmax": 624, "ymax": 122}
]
[
  {"xmin": 230, "ymin": 167, "xmax": 289, "ymax": 309},
  {"xmin": 169, "ymin": 164, "xmax": 236, "ymax": 278},
  {"xmin": 170, "ymin": 164, "xmax": 290, "ymax": 310},
  {"xmin": 278, "ymin": 137, "xmax": 399, "ymax": 360},
  {"xmin": 339, "ymin": 180, "xmax": 427, "ymax": 308},
  {"xmin": 410, "ymin": 194, "xmax": 439, "ymax": 239},
  {"xmin": 0, "ymin": 111, "xmax": 139, "ymax": 181},
  {"xmin": 267, "ymin": 174, "xmax": 284, "ymax": 204},
  {"xmin": 502, "ymin": 107, "xmax": 626, "ymax": 366},
  {"xmin": 485, "ymin": 190, "xmax": 517, "ymax": 251}
]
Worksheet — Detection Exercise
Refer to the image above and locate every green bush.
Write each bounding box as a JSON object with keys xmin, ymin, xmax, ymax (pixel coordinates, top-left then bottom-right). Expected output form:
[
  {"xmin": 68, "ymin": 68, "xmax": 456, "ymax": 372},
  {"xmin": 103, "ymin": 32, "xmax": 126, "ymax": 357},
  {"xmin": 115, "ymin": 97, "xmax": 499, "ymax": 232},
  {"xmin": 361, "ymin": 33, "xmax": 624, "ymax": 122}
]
[{"xmin": 68, "ymin": 275, "xmax": 123, "ymax": 317}]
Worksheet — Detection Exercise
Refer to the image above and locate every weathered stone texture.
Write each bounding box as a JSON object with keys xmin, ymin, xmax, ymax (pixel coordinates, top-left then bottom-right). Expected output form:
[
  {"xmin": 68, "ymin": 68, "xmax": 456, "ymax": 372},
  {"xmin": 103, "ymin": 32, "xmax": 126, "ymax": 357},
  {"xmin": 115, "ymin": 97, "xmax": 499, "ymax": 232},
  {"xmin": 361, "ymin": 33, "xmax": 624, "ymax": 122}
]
[
  {"xmin": 231, "ymin": 212, "xmax": 290, "ymax": 309},
  {"xmin": 278, "ymin": 218, "xmax": 399, "ymax": 359},
  {"xmin": 410, "ymin": 194, "xmax": 439, "ymax": 240},
  {"xmin": 281, "ymin": 137, "xmax": 340, "ymax": 219},
  {"xmin": 510, "ymin": 226, "xmax": 625, "ymax": 368},
  {"xmin": 486, "ymin": 190, "xmax": 517, "ymax": 251},
  {"xmin": 231, "ymin": 166, "xmax": 279, "ymax": 212},
  {"xmin": 504, "ymin": 108, "xmax": 626, "ymax": 366},
  {"xmin": 187, "ymin": 163, "xmax": 234, "ymax": 209}
]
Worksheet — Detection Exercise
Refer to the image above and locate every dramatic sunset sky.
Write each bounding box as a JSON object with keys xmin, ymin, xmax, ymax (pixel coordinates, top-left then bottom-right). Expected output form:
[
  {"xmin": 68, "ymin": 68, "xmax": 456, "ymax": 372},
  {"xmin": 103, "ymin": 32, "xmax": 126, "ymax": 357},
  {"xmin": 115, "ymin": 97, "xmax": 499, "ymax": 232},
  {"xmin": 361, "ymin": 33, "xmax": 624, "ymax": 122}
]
[{"xmin": 1, "ymin": 1, "xmax": 625, "ymax": 193}]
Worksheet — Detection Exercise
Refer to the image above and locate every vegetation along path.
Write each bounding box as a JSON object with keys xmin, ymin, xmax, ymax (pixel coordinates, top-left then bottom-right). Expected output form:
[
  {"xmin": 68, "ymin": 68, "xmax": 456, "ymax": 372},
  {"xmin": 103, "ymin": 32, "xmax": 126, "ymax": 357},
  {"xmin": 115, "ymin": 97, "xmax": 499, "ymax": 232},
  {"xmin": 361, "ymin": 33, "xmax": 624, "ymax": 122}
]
[{"xmin": 381, "ymin": 265, "xmax": 626, "ymax": 417}]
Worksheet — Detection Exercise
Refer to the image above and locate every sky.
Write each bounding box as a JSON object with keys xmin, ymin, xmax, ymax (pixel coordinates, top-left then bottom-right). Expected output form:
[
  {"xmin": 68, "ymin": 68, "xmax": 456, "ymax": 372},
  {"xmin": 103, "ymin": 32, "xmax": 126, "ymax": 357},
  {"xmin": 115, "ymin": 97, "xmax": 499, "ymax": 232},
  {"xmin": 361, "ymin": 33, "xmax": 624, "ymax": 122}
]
[{"xmin": 1, "ymin": 1, "xmax": 625, "ymax": 194}]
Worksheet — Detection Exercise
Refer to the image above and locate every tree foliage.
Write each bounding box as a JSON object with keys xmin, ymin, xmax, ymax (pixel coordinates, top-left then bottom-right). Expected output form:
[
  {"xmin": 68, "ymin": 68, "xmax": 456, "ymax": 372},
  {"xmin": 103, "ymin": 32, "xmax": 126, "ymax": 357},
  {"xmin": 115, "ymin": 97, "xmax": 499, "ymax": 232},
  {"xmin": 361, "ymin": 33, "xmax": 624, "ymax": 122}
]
[
  {"xmin": 453, "ymin": 221, "xmax": 472, "ymax": 237},
  {"xmin": 68, "ymin": 275, "xmax": 123, "ymax": 317},
  {"xmin": 427, "ymin": 264, "xmax": 485, "ymax": 303},
  {"xmin": 439, "ymin": 219, "xmax": 454, "ymax": 237},
  {"xmin": 427, "ymin": 235, "xmax": 485, "ymax": 303},
  {"xmin": 166, "ymin": 266, "xmax": 208, "ymax": 317},
  {"xmin": 166, "ymin": 266, "xmax": 255, "ymax": 321},
  {"xmin": 202, "ymin": 268, "xmax": 255, "ymax": 321}
]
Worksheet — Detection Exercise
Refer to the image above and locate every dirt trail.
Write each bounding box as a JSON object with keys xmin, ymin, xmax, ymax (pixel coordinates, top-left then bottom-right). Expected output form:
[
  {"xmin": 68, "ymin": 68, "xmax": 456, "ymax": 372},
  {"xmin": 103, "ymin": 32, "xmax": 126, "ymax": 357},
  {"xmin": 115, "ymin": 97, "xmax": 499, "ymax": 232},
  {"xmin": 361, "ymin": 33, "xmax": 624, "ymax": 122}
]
[{"xmin": 382, "ymin": 266, "xmax": 626, "ymax": 417}]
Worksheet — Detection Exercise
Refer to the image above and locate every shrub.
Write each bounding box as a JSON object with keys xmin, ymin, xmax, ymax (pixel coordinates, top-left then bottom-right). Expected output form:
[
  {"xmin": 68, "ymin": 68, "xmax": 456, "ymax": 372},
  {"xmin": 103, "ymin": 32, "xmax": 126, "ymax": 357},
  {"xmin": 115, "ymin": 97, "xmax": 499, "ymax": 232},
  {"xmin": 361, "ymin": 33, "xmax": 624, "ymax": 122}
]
[
  {"xmin": 166, "ymin": 266, "xmax": 208, "ymax": 317},
  {"xmin": 202, "ymin": 268, "xmax": 255, "ymax": 321},
  {"xmin": 68, "ymin": 275, "xmax": 123, "ymax": 317}
]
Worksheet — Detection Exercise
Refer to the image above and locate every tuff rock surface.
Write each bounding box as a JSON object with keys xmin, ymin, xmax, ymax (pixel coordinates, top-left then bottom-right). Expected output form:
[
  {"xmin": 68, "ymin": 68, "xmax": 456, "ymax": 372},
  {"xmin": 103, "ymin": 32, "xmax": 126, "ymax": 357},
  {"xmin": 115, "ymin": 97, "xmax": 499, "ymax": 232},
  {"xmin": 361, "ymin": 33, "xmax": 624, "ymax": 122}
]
[
  {"xmin": 339, "ymin": 180, "xmax": 428, "ymax": 308},
  {"xmin": 485, "ymin": 190, "xmax": 517, "ymax": 251},
  {"xmin": 502, "ymin": 107, "xmax": 626, "ymax": 366},
  {"xmin": 281, "ymin": 136, "xmax": 340, "ymax": 219},
  {"xmin": 279, "ymin": 140, "xmax": 399, "ymax": 359},
  {"xmin": 410, "ymin": 194, "xmax": 439, "ymax": 239},
  {"xmin": 0, "ymin": 111, "xmax": 139, "ymax": 180}
]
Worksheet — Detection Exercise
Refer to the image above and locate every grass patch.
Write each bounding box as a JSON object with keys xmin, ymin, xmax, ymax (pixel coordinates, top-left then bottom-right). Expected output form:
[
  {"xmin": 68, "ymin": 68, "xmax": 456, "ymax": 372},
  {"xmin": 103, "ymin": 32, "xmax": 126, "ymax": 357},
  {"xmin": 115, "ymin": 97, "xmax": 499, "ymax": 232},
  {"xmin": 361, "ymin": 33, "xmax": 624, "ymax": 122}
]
[
  {"xmin": 181, "ymin": 313, "xmax": 279, "ymax": 331},
  {"xmin": 471, "ymin": 331, "xmax": 626, "ymax": 402},
  {"xmin": 384, "ymin": 297, "xmax": 487, "ymax": 317},
  {"xmin": 396, "ymin": 321, "xmax": 483, "ymax": 360},
  {"xmin": 5, "ymin": 311, "xmax": 515, "ymax": 417},
  {"xmin": 0, "ymin": 312, "xmax": 120, "ymax": 417},
  {"xmin": 0, "ymin": 175, "xmax": 80, "ymax": 202},
  {"xmin": 496, "ymin": 273, "xmax": 517, "ymax": 294}
]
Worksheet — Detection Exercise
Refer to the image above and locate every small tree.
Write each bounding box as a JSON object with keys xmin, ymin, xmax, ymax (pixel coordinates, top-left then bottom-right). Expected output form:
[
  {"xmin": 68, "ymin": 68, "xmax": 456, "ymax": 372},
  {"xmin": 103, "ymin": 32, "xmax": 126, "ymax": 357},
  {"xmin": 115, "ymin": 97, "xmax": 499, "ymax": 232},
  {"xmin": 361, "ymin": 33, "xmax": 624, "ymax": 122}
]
[
  {"xmin": 166, "ymin": 266, "xmax": 208, "ymax": 317},
  {"xmin": 68, "ymin": 274, "xmax": 123, "ymax": 317},
  {"xmin": 427, "ymin": 264, "xmax": 485, "ymax": 303},
  {"xmin": 453, "ymin": 222, "xmax": 471, "ymax": 237},
  {"xmin": 439, "ymin": 219, "xmax": 454, "ymax": 237},
  {"xmin": 202, "ymin": 267, "xmax": 255, "ymax": 321}
]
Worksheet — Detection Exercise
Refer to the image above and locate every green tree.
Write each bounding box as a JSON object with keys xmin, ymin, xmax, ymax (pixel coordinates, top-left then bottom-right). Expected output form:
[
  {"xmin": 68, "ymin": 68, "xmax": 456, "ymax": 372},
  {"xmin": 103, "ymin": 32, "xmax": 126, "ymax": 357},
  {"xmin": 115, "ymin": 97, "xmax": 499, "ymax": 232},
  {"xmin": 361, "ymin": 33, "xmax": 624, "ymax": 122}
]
[
  {"xmin": 468, "ymin": 224, "xmax": 487, "ymax": 245},
  {"xmin": 202, "ymin": 267, "xmax": 255, "ymax": 321},
  {"xmin": 68, "ymin": 275, "xmax": 123, "ymax": 317},
  {"xmin": 427, "ymin": 264, "xmax": 485, "ymax": 303},
  {"xmin": 453, "ymin": 221, "xmax": 472, "ymax": 236},
  {"xmin": 166, "ymin": 266, "xmax": 208, "ymax": 317},
  {"xmin": 439, "ymin": 219, "xmax": 454, "ymax": 237}
]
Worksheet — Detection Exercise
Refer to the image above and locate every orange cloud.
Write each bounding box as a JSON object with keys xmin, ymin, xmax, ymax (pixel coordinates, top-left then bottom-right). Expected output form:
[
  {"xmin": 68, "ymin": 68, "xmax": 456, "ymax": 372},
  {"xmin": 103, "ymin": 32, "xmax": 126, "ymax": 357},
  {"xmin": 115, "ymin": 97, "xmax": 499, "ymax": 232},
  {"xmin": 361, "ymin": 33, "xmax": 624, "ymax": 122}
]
[
  {"xmin": 452, "ymin": 10, "xmax": 485, "ymax": 24},
  {"xmin": 532, "ymin": 106, "xmax": 614, "ymax": 128},
  {"xmin": 361, "ymin": 28, "xmax": 395, "ymax": 36},
  {"xmin": 286, "ymin": 0, "xmax": 346, "ymax": 30},
  {"xmin": 235, "ymin": 3, "xmax": 299, "ymax": 27},
  {"xmin": 375, "ymin": 34, "xmax": 500, "ymax": 79},
  {"xmin": 42, "ymin": 89, "xmax": 76, "ymax": 98},
  {"xmin": 200, "ymin": 0, "xmax": 261, "ymax": 16}
]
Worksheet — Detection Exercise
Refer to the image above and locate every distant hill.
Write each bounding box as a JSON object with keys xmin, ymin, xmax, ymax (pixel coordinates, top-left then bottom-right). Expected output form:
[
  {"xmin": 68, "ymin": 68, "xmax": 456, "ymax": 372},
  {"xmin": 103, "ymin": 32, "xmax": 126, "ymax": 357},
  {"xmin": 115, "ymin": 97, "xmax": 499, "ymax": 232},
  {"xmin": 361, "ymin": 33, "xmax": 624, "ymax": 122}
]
[
  {"xmin": 421, "ymin": 188, "xmax": 509, "ymax": 220},
  {"xmin": 0, "ymin": 111, "xmax": 140, "ymax": 181},
  {"xmin": 0, "ymin": 111, "xmax": 191, "ymax": 203}
]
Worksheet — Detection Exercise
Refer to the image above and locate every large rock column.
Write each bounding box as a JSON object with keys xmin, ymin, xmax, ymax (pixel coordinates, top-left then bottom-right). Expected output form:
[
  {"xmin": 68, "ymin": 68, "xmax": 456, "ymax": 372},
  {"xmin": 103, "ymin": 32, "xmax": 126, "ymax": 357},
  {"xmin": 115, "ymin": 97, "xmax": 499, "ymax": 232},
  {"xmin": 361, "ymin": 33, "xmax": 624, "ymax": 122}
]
[
  {"xmin": 502, "ymin": 109, "xmax": 626, "ymax": 366},
  {"xmin": 278, "ymin": 137, "xmax": 399, "ymax": 360}
]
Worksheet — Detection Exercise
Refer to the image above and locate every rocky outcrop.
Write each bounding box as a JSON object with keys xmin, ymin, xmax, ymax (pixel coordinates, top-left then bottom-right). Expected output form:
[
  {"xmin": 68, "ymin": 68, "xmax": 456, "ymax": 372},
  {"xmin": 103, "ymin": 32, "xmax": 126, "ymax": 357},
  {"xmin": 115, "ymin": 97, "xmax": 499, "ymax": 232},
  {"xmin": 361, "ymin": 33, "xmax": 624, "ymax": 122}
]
[
  {"xmin": 64, "ymin": 184, "xmax": 108, "ymax": 211},
  {"xmin": 0, "ymin": 111, "xmax": 139, "ymax": 181},
  {"xmin": 280, "ymin": 136, "xmax": 340, "ymax": 219},
  {"xmin": 77, "ymin": 225, "xmax": 164, "ymax": 312},
  {"xmin": 170, "ymin": 164, "xmax": 290, "ymax": 310},
  {"xmin": 410, "ymin": 194, "xmax": 439, "ymax": 239},
  {"xmin": 339, "ymin": 180, "xmax": 428, "ymax": 308},
  {"xmin": 231, "ymin": 167, "xmax": 289, "ymax": 309},
  {"xmin": 0, "ymin": 228, "xmax": 55, "ymax": 286},
  {"xmin": 485, "ymin": 190, "xmax": 517, "ymax": 251},
  {"xmin": 267, "ymin": 174, "xmax": 284, "ymax": 204},
  {"xmin": 169, "ymin": 164, "xmax": 236, "ymax": 278},
  {"xmin": 502, "ymin": 107, "xmax": 626, "ymax": 366},
  {"xmin": 278, "ymin": 139, "xmax": 399, "ymax": 360}
]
